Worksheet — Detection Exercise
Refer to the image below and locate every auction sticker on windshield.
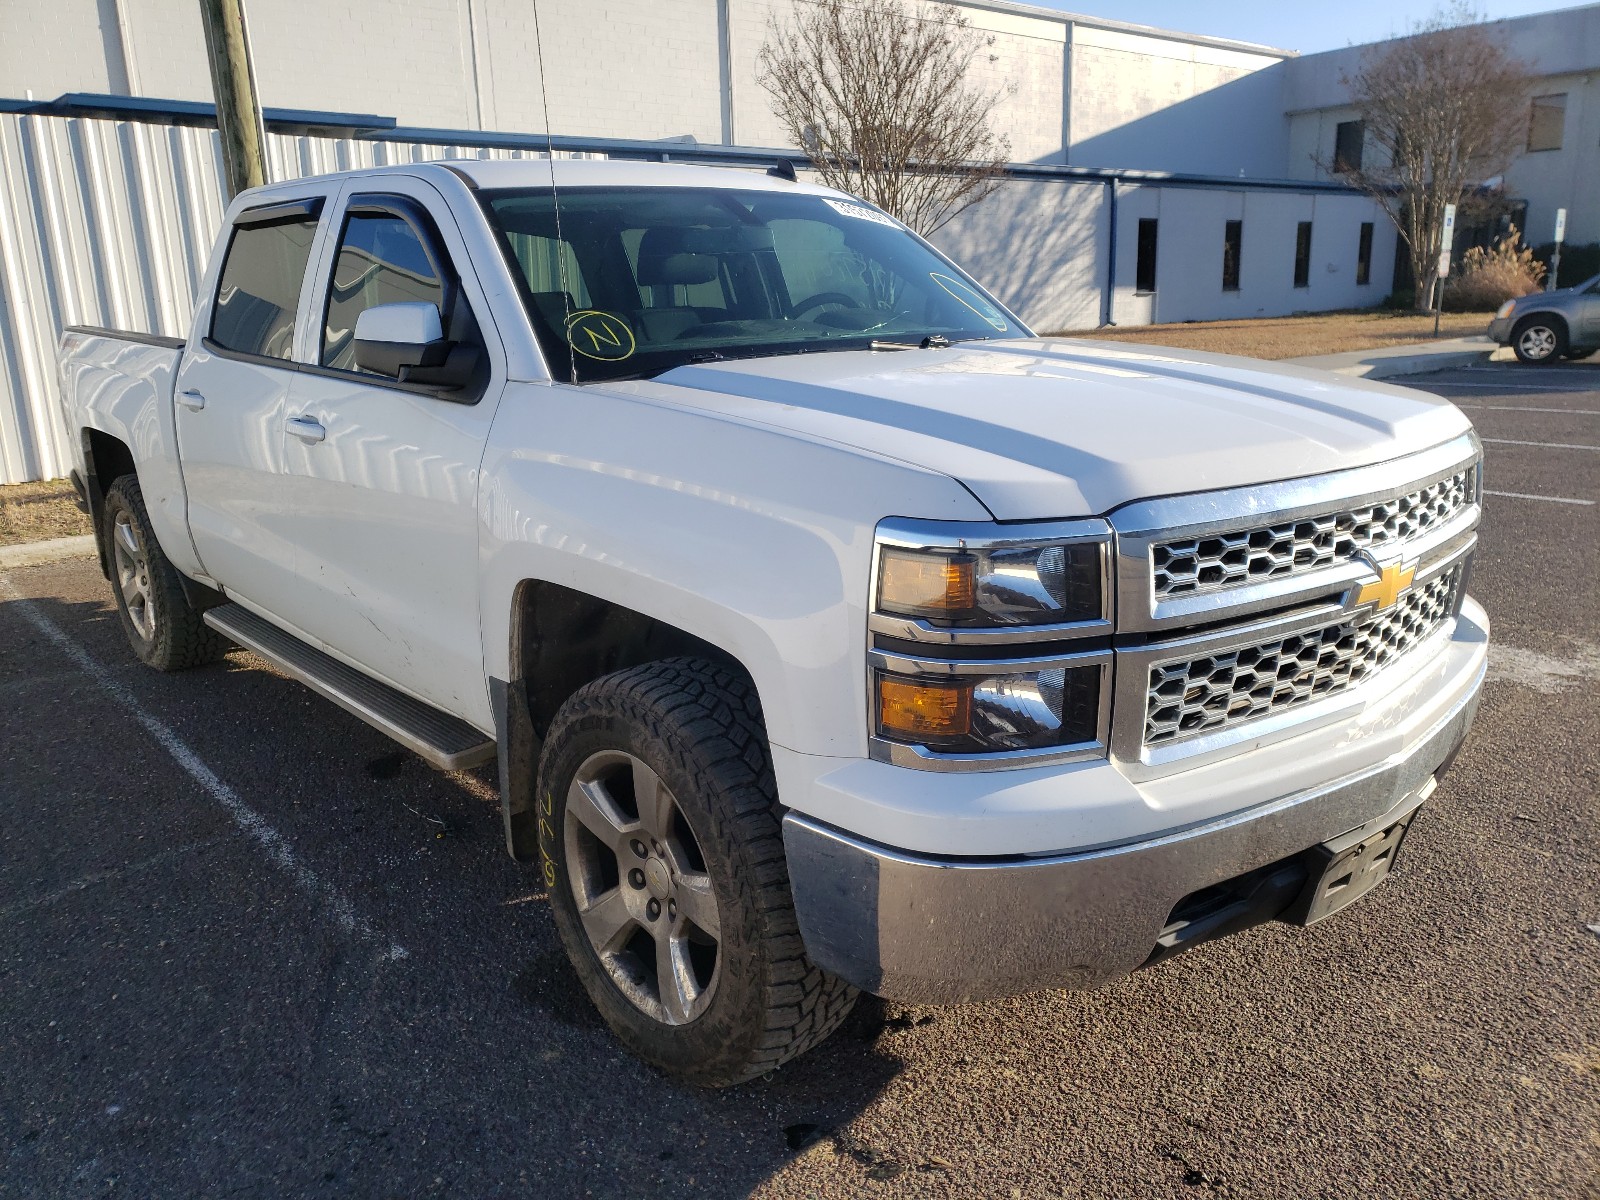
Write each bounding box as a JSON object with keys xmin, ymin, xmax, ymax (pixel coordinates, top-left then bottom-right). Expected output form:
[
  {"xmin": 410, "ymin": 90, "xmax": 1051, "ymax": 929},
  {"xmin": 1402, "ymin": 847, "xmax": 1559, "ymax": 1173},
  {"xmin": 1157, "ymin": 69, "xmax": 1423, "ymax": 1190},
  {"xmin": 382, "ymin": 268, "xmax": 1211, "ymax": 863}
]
[
  {"xmin": 824, "ymin": 199, "xmax": 902, "ymax": 229},
  {"xmin": 565, "ymin": 311, "xmax": 637, "ymax": 361}
]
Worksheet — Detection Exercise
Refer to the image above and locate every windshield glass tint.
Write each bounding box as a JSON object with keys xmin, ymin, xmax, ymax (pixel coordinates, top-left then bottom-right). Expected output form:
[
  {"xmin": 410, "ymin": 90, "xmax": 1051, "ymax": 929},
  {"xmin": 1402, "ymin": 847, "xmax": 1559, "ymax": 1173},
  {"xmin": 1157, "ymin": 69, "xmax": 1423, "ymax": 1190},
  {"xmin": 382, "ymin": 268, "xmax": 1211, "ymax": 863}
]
[{"xmin": 481, "ymin": 186, "xmax": 1025, "ymax": 382}]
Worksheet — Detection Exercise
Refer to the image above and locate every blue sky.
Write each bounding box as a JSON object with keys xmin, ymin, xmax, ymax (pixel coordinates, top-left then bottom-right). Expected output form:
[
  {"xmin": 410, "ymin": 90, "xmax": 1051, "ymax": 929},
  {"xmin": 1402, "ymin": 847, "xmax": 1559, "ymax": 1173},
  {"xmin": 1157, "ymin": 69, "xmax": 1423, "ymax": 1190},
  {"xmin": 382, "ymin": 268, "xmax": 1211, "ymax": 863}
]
[{"xmin": 1025, "ymin": 1, "xmax": 1592, "ymax": 52}]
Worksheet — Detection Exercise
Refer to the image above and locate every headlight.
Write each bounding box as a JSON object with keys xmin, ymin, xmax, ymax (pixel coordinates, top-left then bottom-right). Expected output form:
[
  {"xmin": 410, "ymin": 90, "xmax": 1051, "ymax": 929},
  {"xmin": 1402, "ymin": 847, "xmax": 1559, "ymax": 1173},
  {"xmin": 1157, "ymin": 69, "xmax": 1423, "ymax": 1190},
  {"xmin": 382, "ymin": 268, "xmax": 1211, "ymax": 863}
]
[
  {"xmin": 875, "ymin": 535, "xmax": 1106, "ymax": 628},
  {"xmin": 874, "ymin": 662, "xmax": 1104, "ymax": 754},
  {"xmin": 1496, "ymin": 300, "xmax": 1517, "ymax": 319},
  {"xmin": 868, "ymin": 520, "xmax": 1113, "ymax": 766}
]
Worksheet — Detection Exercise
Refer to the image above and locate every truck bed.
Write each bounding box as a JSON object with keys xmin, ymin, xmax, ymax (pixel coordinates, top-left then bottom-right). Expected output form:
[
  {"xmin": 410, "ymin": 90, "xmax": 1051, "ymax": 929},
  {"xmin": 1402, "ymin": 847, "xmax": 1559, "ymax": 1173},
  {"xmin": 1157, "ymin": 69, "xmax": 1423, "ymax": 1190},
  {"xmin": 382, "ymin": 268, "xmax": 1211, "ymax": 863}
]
[{"xmin": 58, "ymin": 325, "xmax": 190, "ymax": 575}]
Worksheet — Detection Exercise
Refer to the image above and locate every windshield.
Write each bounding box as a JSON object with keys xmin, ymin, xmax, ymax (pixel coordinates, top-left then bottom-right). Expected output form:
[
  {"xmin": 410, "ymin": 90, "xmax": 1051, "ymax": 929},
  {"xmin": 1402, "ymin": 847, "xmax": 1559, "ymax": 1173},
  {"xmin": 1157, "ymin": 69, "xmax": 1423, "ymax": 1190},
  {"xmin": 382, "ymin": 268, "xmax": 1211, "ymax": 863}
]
[{"xmin": 480, "ymin": 186, "xmax": 1027, "ymax": 383}]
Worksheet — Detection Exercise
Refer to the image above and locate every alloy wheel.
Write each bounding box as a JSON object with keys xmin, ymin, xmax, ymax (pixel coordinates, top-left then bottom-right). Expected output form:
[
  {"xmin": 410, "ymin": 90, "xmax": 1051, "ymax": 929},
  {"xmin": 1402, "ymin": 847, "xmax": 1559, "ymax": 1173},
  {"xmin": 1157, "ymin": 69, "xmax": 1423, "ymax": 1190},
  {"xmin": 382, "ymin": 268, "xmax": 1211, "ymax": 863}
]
[
  {"xmin": 112, "ymin": 510, "xmax": 154, "ymax": 642},
  {"xmin": 563, "ymin": 750, "xmax": 721, "ymax": 1025},
  {"xmin": 1518, "ymin": 325, "xmax": 1557, "ymax": 360}
]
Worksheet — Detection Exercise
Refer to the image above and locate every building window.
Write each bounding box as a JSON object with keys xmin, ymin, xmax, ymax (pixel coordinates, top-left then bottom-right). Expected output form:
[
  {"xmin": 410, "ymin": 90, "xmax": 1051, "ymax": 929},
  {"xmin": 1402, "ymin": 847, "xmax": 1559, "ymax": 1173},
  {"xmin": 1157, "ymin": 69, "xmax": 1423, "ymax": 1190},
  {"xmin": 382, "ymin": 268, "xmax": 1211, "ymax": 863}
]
[
  {"xmin": 1528, "ymin": 93, "xmax": 1566, "ymax": 152},
  {"xmin": 1222, "ymin": 220, "xmax": 1242, "ymax": 291},
  {"xmin": 1334, "ymin": 120, "xmax": 1364, "ymax": 173},
  {"xmin": 1293, "ymin": 221, "xmax": 1313, "ymax": 289},
  {"xmin": 1356, "ymin": 222, "xmax": 1374, "ymax": 286},
  {"xmin": 1135, "ymin": 218, "xmax": 1158, "ymax": 294}
]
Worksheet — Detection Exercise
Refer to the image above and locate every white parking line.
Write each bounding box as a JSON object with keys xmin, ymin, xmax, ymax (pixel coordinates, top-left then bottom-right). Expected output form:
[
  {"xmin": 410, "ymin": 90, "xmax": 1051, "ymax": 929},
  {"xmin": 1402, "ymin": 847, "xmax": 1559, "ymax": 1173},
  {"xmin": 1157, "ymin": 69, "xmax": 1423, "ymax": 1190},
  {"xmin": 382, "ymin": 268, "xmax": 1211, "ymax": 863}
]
[
  {"xmin": 1457, "ymin": 404, "xmax": 1599, "ymax": 415},
  {"xmin": 1433, "ymin": 380, "xmax": 1600, "ymax": 392},
  {"xmin": 1480, "ymin": 437, "xmax": 1600, "ymax": 451},
  {"xmin": 1484, "ymin": 489, "xmax": 1595, "ymax": 506},
  {"xmin": 0, "ymin": 574, "xmax": 409, "ymax": 962}
]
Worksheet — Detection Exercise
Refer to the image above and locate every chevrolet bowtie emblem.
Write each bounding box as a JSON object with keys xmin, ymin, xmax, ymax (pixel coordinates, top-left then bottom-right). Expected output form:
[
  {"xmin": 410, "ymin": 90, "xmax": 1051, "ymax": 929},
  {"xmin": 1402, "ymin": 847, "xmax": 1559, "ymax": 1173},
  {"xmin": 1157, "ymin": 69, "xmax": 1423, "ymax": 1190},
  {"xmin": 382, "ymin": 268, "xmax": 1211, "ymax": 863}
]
[{"xmin": 1355, "ymin": 559, "xmax": 1416, "ymax": 610}]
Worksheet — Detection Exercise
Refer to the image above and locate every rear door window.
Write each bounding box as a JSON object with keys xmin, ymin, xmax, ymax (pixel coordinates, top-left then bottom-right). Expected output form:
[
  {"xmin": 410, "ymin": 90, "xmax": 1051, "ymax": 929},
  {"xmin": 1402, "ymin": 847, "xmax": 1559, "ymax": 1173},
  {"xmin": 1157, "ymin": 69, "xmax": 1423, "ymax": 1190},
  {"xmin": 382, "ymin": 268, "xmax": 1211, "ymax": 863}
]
[{"xmin": 210, "ymin": 209, "xmax": 320, "ymax": 359}]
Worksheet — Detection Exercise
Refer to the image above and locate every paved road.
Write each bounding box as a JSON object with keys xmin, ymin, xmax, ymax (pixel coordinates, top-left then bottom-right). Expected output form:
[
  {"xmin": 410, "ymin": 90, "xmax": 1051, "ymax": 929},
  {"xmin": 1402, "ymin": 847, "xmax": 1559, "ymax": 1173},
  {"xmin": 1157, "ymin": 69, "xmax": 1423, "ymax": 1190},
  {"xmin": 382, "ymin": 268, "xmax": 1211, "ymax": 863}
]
[{"xmin": 2, "ymin": 363, "xmax": 1597, "ymax": 1199}]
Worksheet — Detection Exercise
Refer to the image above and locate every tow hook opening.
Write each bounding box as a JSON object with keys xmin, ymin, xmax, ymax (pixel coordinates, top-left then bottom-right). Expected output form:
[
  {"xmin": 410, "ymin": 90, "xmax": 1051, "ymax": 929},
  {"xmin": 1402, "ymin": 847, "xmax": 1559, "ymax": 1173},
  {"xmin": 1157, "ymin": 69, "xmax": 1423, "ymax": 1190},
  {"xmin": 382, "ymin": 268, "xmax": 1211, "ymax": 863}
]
[{"xmin": 1144, "ymin": 856, "xmax": 1309, "ymax": 970}]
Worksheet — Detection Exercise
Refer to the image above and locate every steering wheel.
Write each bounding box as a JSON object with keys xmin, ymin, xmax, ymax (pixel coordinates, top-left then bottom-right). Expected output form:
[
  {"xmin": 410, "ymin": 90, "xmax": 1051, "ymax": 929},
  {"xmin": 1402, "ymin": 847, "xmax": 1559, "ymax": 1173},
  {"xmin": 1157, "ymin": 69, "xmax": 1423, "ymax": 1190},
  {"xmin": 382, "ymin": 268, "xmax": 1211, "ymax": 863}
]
[{"xmin": 790, "ymin": 292, "xmax": 859, "ymax": 321}]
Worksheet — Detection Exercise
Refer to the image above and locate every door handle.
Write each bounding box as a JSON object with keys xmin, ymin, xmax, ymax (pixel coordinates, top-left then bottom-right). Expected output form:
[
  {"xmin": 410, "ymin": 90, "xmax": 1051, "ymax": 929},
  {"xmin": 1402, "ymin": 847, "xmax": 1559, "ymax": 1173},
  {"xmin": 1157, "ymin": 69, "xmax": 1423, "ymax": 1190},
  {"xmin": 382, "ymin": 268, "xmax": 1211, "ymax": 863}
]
[
  {"xmin": 178, "ymin": 388, "xmax": 206, "ymax": 411},
  {"xmin": 285, "ymin": 414, "xmax": 326, "ymax": 444}
]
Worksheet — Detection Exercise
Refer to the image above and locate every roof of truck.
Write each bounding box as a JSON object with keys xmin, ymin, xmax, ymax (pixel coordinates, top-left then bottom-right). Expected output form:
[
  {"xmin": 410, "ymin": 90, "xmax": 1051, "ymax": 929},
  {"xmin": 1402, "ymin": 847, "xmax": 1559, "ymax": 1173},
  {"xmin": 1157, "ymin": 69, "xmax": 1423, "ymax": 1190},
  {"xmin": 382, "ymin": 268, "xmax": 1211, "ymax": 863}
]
[
  {"xmin": 241, "ymin": 157, "xmax": 839, "ymax": 198},
  {"xmin": 447, "ymin": 158, "xmax": 834, "ymax": 194}
]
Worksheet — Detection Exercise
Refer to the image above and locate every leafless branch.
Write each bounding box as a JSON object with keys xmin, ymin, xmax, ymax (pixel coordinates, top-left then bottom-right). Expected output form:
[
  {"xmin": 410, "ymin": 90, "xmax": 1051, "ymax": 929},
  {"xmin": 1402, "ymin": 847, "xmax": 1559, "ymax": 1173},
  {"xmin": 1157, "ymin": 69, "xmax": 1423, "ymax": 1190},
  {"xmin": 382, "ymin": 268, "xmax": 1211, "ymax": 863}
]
[
  {"xmin": 756, "ymin": 0, "xmax": 1012, "ymax": 235},
  {"xmin": 1327, "ymin": 3, "xmax": 1531, "ymax": 312}
]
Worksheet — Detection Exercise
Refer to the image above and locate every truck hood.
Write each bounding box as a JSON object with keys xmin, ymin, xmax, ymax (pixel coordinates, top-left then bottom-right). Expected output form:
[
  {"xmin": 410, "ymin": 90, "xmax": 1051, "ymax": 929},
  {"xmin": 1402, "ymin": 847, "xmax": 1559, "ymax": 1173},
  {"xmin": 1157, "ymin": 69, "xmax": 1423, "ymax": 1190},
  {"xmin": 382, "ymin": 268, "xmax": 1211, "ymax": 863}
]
[{"xmin": 622, "ymin": 338, "xmax": 1473, "ymax": 520}]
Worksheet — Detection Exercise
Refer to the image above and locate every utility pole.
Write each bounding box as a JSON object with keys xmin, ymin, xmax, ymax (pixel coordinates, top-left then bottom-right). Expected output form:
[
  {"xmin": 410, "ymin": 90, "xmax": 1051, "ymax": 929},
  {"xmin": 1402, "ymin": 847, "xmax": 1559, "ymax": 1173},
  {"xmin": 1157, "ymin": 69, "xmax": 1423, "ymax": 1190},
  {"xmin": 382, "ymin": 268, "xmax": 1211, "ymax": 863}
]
[{"xmin": 198, "ymin": 0, "xmax": 267, "ymax": 198}]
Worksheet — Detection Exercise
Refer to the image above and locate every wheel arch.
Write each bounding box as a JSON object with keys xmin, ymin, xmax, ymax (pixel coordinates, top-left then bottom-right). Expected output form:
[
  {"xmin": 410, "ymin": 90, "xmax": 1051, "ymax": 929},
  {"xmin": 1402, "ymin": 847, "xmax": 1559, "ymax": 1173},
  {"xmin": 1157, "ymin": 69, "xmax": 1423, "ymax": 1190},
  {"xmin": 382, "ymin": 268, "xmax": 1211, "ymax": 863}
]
[
  {"xmin": 81, "ymin": 428, "xmax": 137, "ymax": 579},
  {"xmin": 491, "ymin": 579, "xmax": 762, "ymax": 861},
  {"xmin": 1513, "ymin": 309, "xmax": 1571, "ymax": 337}
]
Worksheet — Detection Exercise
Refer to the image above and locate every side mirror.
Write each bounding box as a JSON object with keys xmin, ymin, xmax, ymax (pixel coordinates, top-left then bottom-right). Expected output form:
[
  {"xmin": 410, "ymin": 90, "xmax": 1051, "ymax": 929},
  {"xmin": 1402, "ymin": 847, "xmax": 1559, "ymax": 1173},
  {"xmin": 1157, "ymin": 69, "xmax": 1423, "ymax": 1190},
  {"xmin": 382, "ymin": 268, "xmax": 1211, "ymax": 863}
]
[{"xmin": 353, "ymin": 302, "xmax": 448, "ymax": 378}]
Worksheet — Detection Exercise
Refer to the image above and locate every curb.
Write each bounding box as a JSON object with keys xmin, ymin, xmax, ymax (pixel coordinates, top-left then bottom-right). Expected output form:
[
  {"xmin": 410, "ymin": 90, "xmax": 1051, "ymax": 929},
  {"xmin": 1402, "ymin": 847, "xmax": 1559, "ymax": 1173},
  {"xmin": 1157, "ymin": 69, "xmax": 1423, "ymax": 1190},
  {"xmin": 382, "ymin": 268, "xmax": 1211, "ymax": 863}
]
[
  {"xmin": 1285, "ymin": 335, "xmax": 1520, "ymax": 381},
  {"xmin": 1325, "ymin": 348, "xmax": 1496, "ymax": 380},
  {"xmin": 0, "ymin": 534, "xmax": 97, "ymax": 568}
]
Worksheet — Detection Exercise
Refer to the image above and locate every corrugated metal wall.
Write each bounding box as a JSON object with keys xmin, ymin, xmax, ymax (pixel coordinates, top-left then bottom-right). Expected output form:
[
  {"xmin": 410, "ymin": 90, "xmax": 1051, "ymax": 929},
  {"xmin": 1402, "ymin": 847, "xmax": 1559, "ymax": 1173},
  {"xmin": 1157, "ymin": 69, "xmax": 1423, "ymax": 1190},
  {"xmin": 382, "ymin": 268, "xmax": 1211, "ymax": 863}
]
[{"xmin": 0, "ymin": 113, "xmax": 560, "ymax": 485}]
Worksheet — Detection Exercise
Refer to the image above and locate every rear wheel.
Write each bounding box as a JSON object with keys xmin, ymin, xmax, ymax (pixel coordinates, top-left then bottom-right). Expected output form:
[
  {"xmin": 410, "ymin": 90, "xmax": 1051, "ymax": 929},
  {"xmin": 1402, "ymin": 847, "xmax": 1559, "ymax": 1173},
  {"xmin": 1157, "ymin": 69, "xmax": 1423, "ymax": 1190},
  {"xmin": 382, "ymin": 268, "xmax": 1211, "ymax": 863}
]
[
  {"xmin": 103, "ymin": 476, "xmax": 226, "ymax": 671},
  {"xmin": 536, "ymin": 658, "xmax": 857, "ymax": 1086},
  {"xmin": 1511, "ymin": 315, "xmax": 1567, "ymax": 363}
]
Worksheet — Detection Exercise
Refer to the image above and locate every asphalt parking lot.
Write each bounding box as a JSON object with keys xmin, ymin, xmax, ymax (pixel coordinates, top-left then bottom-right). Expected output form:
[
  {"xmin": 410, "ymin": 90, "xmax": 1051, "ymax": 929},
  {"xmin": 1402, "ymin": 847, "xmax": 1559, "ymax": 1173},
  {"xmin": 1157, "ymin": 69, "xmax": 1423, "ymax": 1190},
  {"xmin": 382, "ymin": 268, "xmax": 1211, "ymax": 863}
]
[{"xmin": 2, "ymin": 361, "xmax": 1597, "ymax": 1199}]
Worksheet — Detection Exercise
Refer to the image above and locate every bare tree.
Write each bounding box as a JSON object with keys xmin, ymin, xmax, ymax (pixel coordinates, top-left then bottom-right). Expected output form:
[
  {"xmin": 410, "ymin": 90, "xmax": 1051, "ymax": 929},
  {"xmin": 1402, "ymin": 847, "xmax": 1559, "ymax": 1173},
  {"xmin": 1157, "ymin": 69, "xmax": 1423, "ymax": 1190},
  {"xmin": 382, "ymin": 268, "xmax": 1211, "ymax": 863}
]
[
  {"xmin": 1332, "ymin": 4, "xmax": 1530, "ymax": 312},
  {"xmin": 757, "ymin": 0, "xmax": 1011, "ymax": 235}
]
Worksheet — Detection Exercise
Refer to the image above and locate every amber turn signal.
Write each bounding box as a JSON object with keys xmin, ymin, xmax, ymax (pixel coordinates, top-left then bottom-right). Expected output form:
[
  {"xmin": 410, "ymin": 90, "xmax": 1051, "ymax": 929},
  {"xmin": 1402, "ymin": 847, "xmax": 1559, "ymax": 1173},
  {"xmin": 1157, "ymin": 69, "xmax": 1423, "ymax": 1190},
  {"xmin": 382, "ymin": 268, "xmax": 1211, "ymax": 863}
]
[
  {"xmin": 877, "ymin": 675, "xmax": 972, "ymax": 743},
  {"xmin": 877, "ymin": 547, "xmax": 976, "ymax": 617}
]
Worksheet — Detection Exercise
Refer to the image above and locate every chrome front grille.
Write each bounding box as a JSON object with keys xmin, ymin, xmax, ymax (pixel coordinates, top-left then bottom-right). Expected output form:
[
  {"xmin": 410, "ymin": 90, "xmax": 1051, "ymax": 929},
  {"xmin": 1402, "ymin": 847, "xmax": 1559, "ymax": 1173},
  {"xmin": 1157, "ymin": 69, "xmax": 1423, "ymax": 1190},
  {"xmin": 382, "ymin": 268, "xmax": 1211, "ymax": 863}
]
[
  {"xmin": 1151, "ymin": 465, "xmax": 1475, "ymax": 599},
  {"xmin": 1143, "ymin": 565, "xmax": 1463, "ymax": 747}
]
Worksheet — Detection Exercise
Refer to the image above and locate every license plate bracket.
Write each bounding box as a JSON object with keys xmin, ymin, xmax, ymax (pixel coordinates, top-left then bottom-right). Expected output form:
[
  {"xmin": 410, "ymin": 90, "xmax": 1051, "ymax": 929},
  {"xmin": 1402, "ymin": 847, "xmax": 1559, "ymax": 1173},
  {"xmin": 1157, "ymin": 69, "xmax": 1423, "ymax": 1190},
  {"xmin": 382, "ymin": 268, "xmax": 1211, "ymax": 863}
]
[{"xmin": 1283, "ymin": 809, "xmax": 1417, "ymax": 926}]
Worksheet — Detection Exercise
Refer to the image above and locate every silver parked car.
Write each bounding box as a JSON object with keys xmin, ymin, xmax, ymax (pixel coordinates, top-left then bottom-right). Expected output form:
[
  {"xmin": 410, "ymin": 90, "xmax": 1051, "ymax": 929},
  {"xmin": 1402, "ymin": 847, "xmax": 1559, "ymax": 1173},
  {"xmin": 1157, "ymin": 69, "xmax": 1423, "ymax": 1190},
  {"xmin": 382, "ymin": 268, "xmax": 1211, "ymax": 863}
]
[{"xmin": 1487, "ymin": 273, "xmax": 1600, "ymax": 363}]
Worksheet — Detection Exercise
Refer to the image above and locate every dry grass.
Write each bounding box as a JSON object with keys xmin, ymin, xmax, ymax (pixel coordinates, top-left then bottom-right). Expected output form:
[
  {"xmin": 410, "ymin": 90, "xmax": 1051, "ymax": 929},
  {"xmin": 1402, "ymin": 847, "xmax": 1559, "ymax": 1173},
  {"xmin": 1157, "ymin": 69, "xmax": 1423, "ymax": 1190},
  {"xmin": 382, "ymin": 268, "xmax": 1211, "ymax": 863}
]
[
  {"xmin": 0, "ymin": 478, "xmax": 93, "ymax": 547},
  {"xmin": 1051, "ymin": 310, "xmax": 1494, "ymax": 360}
]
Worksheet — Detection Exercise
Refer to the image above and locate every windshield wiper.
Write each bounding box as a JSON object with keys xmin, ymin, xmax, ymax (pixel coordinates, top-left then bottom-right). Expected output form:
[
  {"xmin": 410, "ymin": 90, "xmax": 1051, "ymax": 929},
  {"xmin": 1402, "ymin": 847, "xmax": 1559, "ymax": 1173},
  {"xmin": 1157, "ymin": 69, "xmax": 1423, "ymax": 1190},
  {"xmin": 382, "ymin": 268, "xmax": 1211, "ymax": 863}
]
[{"xmin": 870, "ymin": 334, "xmax": 952, "ymax": 351}]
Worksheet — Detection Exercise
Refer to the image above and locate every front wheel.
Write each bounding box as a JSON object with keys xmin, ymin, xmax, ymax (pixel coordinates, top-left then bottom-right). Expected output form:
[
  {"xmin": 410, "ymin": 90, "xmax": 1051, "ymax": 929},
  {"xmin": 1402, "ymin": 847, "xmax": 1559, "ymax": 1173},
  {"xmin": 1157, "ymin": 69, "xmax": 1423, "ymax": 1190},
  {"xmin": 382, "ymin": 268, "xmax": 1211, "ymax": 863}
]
[
  {"xmin": 536, "ymin": 658, "xmax": 857, "ymax": 1087},
  {"xmin": 1511, "ymin": 316, "xmax": 1567, "ymax": 363},
  {"xmin": 103, "ymin": 476, "xmax": 226, "ymax": 671}
]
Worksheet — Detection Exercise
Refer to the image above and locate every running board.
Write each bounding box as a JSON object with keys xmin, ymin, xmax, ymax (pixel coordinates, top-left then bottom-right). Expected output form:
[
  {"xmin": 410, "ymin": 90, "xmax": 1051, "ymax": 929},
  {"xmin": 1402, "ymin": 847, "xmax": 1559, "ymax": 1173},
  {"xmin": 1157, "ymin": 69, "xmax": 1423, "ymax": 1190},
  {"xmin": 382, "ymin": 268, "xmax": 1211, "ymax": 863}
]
[{"xmin": 204, "ymin": 603, "xmax": 496, "ymax": 772}]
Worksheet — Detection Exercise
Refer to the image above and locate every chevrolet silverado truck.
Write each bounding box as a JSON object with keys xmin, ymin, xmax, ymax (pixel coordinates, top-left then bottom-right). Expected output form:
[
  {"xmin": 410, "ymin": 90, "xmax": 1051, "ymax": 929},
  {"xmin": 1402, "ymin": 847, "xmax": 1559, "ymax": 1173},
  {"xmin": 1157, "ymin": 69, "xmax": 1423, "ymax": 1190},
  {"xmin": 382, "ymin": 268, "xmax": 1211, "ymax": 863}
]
[{"xmin": 58, "ymin": 160, "xmax": 1488, "ymax": 1087}]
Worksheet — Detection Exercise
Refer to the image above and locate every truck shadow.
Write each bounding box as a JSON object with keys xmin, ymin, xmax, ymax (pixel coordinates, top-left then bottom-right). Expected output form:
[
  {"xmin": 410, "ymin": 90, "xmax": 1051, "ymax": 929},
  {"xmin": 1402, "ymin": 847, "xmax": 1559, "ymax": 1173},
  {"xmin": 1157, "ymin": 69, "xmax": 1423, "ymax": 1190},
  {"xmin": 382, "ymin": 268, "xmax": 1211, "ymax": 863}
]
[{"xmin": 0, "ymin": 582, "xmax": 910, "ymax": 1198}]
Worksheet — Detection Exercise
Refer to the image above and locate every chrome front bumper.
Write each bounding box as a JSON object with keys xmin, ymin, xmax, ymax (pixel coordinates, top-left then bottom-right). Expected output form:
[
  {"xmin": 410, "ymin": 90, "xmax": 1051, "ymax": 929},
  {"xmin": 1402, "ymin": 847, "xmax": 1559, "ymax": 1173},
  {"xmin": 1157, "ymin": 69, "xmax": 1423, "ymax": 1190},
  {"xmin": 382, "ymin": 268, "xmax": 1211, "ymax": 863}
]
[{"xmin": 784, "ymin": 649, "xmax": 1485, "ymax": 1004}]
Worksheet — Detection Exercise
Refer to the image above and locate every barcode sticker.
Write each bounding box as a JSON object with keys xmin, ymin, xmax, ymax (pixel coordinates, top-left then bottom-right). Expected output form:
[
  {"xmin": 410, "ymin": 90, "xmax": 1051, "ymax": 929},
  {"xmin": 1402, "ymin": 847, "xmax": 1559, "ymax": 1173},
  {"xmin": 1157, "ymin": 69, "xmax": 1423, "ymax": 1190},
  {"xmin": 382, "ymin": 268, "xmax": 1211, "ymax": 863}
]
[{"xmin": 825, "ymin": 199, "xmax": 901, "ymax": 228}]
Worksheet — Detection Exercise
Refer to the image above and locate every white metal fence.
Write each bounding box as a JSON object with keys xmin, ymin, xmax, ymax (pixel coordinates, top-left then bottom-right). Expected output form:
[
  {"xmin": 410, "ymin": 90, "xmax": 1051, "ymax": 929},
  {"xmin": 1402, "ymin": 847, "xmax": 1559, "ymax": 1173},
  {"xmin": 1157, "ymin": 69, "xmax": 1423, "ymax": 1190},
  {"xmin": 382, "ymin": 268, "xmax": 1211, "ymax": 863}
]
[{"xmin": 0, "ymin": 112, "xmax": 557, "ymax": 485}]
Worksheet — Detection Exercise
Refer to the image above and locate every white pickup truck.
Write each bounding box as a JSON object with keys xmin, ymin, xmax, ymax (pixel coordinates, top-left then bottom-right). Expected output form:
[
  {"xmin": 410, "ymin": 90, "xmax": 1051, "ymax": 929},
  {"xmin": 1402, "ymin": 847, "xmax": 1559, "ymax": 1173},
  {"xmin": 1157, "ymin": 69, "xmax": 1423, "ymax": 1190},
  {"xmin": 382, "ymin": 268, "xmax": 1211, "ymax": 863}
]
[{"xmin": 59, "ymin": 160, "xmax": 1488, "ymax": 1086}]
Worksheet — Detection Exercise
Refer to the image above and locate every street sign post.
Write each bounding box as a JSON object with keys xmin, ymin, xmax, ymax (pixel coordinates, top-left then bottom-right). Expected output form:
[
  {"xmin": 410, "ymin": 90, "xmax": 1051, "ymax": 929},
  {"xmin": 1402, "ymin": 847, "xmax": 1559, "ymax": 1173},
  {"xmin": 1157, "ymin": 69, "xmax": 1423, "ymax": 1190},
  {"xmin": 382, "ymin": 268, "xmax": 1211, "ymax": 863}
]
[
  {"xmin": 1434, "ymin": 204, "xmax": 1457, "ymax": 335},
  {"xmin": 1549, "ymin": 208, "xmax": 1567, "ymax": 290}
]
